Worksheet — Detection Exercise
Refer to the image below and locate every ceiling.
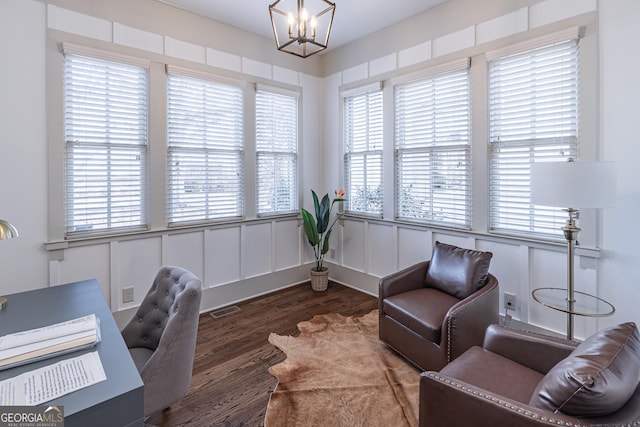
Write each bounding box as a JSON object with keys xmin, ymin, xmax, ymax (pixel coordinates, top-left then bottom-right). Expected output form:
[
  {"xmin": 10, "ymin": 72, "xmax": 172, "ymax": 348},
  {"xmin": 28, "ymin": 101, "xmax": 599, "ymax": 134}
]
[{"xmin": 157, "ymin": 0, "xmax": 449, "ymax": 53}]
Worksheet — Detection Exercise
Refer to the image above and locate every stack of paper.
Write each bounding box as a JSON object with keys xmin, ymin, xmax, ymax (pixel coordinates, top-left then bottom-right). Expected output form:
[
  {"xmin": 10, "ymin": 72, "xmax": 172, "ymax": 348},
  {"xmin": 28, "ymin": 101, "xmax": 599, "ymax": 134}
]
[{"xmin": 0, "ymin": 314, "xmax": 100, "ymax": 370}]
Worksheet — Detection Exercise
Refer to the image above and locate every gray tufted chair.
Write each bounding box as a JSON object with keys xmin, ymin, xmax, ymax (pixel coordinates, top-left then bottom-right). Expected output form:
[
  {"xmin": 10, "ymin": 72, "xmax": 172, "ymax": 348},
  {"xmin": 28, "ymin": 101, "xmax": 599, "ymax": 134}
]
[{"xmin": 121, "ymin": 266, "xmax": 202, "ymax": 416}]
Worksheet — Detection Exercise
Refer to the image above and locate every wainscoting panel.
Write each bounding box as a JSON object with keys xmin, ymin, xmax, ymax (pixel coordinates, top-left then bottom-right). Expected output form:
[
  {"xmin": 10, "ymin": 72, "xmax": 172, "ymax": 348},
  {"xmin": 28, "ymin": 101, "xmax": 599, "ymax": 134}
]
[
  {"xmin": 205, "ymin": 226, "xmax": 241, "ymax": 287},
  {"xmin": 397, "ymin": 227, "xmax": 431, "ymax": 270},
  {"xmin": 342, "ymin": 220, "xmax": 366, "ymax": 272},
  {"xmin": 116, "ymin": 237, "xmax": 163, "ymax": 310},
  {"xmin": 334, "ymin": 217, "xmax": 603, "ymax": 340},
  {"xmin": 477, "ymin": 240, "xmax": 527, "ymax": 317},
  {"xmin": 164, "ymin": 231, "xmax": 205, "ymax": 281},
  {"xmin": 432, "ymin": 233, "xmax": 472, "ymax": 249},
  {"xmin": 243, "ymin": 222, "xmax": 273, "ymax": 279},
  {"xmin": 55, "ymin": 243, "xmax": 111, "ymax": 304},
  {"xmin": 274, "ymin": 219, "xmax": 300, "ymax": 271},
  {"xmin": 367, "ymin": 223, "xmax": 397, "ymax": 278}
]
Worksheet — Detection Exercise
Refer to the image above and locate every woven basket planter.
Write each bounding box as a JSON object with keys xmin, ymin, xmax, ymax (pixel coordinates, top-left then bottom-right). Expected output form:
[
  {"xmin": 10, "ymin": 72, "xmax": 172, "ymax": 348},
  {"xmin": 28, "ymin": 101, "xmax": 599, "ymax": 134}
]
[{"xmin": 309, "ymin": 267, "xmax": 329, "ymax": 292}]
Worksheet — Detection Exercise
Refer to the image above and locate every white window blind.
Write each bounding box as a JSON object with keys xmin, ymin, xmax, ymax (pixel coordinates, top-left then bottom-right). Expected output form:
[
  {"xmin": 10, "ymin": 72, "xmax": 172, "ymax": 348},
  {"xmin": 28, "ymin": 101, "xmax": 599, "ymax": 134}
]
[
  {"xmin": 343, "ymin": 88, "xmax": 383, "ymax": 215},
  {"xmin": 489, "ymin": 38, "xmax": 579, "ymax": 238},
  {"xmin": 256, "ymin": 89, "xmax": 298, "ymax": 215},
  {"xmin": 394, "ymin": 66, "xmax": 471, "ymax": 227},
  {"xmin": 167, "ymin": 72, "xmax": 244, "ymax": 224},
  {"xmin": 64, "ymin": 53, "xmax": 148, "ymax": 236}
]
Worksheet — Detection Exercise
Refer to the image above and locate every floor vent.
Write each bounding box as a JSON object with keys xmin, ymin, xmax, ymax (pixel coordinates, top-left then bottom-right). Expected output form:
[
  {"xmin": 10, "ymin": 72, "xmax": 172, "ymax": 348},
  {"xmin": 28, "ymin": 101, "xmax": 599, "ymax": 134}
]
[{"xmin": 209, "ymin": 305, "xmax": 241, "ymax": 319}]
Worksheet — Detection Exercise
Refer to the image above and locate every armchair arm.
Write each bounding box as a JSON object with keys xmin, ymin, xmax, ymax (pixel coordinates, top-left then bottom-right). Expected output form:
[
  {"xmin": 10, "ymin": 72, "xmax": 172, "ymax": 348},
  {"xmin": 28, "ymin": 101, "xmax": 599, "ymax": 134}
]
[
  {"xmin": 483, "ymin": 324, "xmax": 577, "ymax": 374},
  {"xmin": 443, "ymin": 274, "xmax": 499, "ymax": 361},
  {"xmin": 419, "ymin": 372, "xmax": 581, "ymax": 427},
  {"xmin": 378, "ymin": 261, "xmax": 429, "ymax": 301}
]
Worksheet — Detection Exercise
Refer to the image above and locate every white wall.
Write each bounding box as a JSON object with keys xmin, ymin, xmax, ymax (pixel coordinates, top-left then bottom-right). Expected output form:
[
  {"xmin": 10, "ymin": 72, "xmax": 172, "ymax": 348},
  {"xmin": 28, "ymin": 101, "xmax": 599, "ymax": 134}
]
[
  {"xmin": 0, "ymin": 0, "xmax": 325, "ymax": 327},
  {"xmin": 1, "ymin": 0, "xmax": 638, "ymax": 339},
  {"xmin": 323, "ymin": 0, "xmax": 639, "ymax": 339},
  {"xmin": 598, "ymin": 0, "xmax": 640, "ymax": 328},
  {"xmin": 0, "ymin": 0, "xmax": 49, "ymax": 294}
]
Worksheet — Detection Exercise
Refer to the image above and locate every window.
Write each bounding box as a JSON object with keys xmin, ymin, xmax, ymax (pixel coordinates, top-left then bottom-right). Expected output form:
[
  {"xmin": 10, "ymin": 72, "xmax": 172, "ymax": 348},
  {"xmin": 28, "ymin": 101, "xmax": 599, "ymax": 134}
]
[
  {"xmin": 488, "ymin": 37, "xmax": 579, "ymax": 238},
  {"xmin": 343, "ymin": 86, "xmax": 383, "ymax": 215},
  {"xmin": 256, "ymin": 88, "xmax": 298, "ymax": 215},
  {"xmin": 64, "ymin": 53, "xmax": 148, "ymax": 236},
  {"xmin": 167, "ymin": 70, "xmax": 244, "ymax": 224},
  {"xmin": 394, "ymin": 63, "xmax": 471, "ymax": 228}
]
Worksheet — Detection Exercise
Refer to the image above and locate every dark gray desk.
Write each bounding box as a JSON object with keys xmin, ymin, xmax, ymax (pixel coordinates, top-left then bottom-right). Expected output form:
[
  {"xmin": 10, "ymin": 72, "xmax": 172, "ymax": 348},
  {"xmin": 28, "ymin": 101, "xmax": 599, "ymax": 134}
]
[{"xmin": 0, "ymin": 280, "xmax": 144, "ymax": 426}]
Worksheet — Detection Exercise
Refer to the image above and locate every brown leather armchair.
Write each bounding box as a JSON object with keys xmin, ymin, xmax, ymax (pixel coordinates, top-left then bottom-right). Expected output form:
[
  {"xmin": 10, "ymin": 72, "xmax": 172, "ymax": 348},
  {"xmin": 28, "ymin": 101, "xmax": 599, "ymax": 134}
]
[
  {"xmin": 379, "ymin": 242, "xmax": 499, "ymax": 371},
  {"xmin": 420, "ymin": 323, "xmax": 640, "ymax": 426}
]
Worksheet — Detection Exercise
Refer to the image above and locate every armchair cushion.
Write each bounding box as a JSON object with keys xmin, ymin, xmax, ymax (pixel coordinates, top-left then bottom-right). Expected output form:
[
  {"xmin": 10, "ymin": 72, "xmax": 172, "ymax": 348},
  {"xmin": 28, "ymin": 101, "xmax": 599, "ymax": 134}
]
[
  {"xmin": 529, "ymin": 322, "xmax": 640, "ymax": 416},
  {"xmin": 424, "ymin": 241, "xmax": 493, "ymax": 299},
  {"xmin": 382, "ymin": 288, "xmax": 460, "ymax": 342}
]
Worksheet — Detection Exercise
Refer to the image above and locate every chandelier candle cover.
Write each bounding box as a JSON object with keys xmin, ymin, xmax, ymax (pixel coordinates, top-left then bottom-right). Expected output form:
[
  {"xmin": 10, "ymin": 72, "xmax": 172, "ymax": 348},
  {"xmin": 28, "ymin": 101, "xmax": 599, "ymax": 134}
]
[{"xmin": 269, "ymin": 0, "xmax": 335, "ymax": 58}]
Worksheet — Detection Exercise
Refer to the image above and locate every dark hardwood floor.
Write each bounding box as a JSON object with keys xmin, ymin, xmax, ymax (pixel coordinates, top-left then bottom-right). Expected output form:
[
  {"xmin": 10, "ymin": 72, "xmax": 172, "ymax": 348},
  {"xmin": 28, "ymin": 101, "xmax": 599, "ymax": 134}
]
[{"xmin": 145, "ymin": 281, "xmax": 378, "ymax": 427}]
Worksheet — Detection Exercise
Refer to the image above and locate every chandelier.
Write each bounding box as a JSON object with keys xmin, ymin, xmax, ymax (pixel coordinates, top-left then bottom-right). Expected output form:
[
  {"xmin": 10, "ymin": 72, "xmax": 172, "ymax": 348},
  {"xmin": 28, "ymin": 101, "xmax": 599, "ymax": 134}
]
[{"xmin": 269, "ymin": 0, "xmax": 336, "ymax": 58}]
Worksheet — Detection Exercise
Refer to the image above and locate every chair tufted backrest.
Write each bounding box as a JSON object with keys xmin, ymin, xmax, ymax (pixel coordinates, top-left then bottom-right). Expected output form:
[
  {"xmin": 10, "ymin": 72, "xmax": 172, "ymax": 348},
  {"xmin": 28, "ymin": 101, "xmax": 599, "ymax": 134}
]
[{"xmin": 122, "ymin": 266, "xmax": 202, "ymax": 351}]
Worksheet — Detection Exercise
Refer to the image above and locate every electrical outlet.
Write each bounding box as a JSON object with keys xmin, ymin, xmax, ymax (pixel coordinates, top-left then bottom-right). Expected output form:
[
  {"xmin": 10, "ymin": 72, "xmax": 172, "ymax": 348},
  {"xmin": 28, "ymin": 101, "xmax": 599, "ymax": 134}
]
[
  {"xmin": 123, "ymin": 287, "xmax": 134, "ymax": 303},
  {"xmin": 504, "ymin": 292, "xmax": 516, "ymax": 310},
  {"xmin": 330, "ymin": 248, "xmax": 336, "ymax": 258}
]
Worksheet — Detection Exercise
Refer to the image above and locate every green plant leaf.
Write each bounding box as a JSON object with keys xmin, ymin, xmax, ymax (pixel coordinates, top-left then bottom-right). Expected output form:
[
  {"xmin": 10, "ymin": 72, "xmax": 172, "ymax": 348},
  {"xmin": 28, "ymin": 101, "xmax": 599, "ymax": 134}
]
[
  {"xmin": 301, "ymin": 208, "xmax": 320, "ymax": 246},
  {"xmin": 321, "ymin": 227, "xmax": 332, "ymax": 255},
  {"xmin": 318, "ymin": 193, "xmax": 330, "ymax": 233},
  {"xmin": 312, "ymin": 190, "xmax": 321, "ymax": 228}
]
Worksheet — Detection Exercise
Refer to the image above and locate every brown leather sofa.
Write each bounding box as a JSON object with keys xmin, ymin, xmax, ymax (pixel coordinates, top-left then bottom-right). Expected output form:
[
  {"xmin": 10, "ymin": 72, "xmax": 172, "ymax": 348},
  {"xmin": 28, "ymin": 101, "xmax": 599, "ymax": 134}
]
[
  {"xmin": 379, "ymin": 242, "xmax": 499, "ymax": 371},
  {"xmin": 420, "ymin": 323, "xmax": 640, "ymax": 426}
]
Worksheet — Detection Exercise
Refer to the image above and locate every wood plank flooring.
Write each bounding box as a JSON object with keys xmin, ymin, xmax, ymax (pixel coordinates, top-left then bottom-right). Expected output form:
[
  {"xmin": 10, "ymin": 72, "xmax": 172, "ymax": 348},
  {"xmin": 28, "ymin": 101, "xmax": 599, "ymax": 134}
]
[{"xmin": 145, "ymin": 282, "xmax": 378, "ymax": 427}]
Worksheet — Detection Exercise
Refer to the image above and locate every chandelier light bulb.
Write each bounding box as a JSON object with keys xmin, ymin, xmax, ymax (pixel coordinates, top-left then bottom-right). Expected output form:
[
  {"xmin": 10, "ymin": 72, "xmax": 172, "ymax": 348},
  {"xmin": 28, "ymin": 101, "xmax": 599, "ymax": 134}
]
[{"xmin": 269, "ymin": 0, "xmax": 335, "ymax": 58}]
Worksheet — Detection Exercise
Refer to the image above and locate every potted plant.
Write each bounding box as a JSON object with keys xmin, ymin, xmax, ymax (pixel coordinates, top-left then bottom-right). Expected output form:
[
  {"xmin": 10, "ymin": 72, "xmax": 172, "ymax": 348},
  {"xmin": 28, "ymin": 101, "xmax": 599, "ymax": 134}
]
[{"xmin": 301, "ymin": 189, "xmax": 345, "ymax": 291}]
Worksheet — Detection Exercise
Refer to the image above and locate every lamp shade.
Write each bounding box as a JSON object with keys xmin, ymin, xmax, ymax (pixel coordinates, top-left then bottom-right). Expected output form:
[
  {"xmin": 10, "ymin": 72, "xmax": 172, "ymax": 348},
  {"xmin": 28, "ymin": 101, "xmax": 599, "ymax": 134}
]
[
  {"xmin": 531, "ymin": 161, "xmax": 616, "ymax": 209},
  {"xmin": 0, "ymin": 219, "xmax": 18, "ymax": 240}
]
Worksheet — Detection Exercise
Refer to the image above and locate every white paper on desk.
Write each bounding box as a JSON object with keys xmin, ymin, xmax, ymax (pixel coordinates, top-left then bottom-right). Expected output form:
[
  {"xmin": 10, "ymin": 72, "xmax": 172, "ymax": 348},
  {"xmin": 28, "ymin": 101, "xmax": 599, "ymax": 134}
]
[
  {"xmin": 0, "ymin": 351, "xmax": 106, "ymax": 406},
  {"xmin": 0, "ymin": 314, "xmax": 99, "ymax": 354},
  {"xmin": 0, "ymin": 314, "xmax": 101, "ymax": 370}
]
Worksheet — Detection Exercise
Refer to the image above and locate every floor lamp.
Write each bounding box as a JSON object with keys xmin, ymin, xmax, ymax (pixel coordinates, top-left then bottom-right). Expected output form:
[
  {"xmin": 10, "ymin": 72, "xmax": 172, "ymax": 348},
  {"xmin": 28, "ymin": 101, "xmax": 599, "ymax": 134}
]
[
  {"xmin": 0, "ymin": 219, "xmax": 19, "ymax": 310},
  {"xmin": 531, "ymin": 159, "xmax": 616, "ymax": 340}
]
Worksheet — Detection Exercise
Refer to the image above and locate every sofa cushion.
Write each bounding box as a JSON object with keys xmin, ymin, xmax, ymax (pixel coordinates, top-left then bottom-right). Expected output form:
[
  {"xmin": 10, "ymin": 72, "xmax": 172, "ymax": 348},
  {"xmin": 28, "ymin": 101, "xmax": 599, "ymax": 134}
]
[
  {"xmin": 383, "ymin": 288, "xmax": 460, "ymax": 343},
  {"xmin": 424, "ymin": 241, "xmax": 493, "ymax": 299},
  {"xmin": 529, "ymin": 322, "xmax": 640, "ymax": 416}
]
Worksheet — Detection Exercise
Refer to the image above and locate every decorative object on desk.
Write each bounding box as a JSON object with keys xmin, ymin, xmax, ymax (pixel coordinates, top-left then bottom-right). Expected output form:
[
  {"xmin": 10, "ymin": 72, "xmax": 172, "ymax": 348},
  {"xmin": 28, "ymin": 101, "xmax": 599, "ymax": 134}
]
[
  {"xmin": 0, "ymin": 219, "xmax": 18, "ymax": 311},
  {"xmin": 269, "ymin": 0, "xmax": 335, "ymax": 58},
  {"xmin": 531, "ymin": 158, "xmax": 617, "ymax": 340},
  {"xmin": 301, "ymin": 189, "xmax": 345, "ymax": 291},
  {"xmin": 121, "ymin": 266, "xmax": 202, "ymax": 417},
  {"xmin": 266, "ymin": 310, "xmax": 419, "ymax": 427}
]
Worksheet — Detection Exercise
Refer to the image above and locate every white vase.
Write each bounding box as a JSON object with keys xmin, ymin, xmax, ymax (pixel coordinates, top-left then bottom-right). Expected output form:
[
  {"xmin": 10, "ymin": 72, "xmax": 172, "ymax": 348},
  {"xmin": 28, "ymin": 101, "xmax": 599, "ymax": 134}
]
[{"xmin": 309, "ymin": 267, "xmax": 329, "ymax": 292}]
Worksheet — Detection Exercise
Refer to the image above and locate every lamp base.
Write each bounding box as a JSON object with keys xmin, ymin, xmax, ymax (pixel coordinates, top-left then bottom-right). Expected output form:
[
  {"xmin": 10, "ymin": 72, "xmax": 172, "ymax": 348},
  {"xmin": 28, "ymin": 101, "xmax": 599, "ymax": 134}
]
[{"xmin": 0, "ymin": 296, "xmax": 6, "ymax": 310}]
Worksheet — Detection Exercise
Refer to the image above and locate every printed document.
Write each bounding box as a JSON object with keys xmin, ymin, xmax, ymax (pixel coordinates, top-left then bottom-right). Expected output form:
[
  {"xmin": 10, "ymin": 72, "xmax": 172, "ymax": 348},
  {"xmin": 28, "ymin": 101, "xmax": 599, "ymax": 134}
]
[
  {"xmin": 0, "ymin": 351, "xmax": 106, "ymax": 405},
  {"xmin": 0, "ymin": 314, "xmax": 100, "ymax": 370}
]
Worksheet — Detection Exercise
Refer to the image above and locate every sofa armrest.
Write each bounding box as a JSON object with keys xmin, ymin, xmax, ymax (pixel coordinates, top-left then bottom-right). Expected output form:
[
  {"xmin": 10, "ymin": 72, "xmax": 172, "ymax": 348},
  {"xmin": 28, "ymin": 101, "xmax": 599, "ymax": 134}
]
[
  {"xmin": 379, "ymin": 261, "xmax": 429, "ymax": 301},
  {"xmin": 444, "ymin": 274, "xmax": 499, "ymax": 361},
  {"xmin": 419, "ymin": 372, "xmax": 580, "ymax": 427},
  {"xmin": 483, "ymin": 325, "xmax": 577, "ymax": 374}
]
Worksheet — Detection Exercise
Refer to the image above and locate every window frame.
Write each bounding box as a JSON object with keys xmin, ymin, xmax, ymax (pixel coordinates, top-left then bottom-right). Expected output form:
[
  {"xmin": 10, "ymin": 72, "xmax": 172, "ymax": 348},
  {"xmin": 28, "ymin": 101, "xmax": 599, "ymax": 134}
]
[
  {"xmin": 62, "ymin": 46, "xmax": 150, "ymax": 238},
  {"xmin": 393, "ymin": 59, "xmax": 472, "ymax": 229},
  {"xmin": 166, "ymin": 66, "xmax": 246, "ymax": 226},
  {"xmin": 255, "ymin": 84, "xmax": 300, "ymax": 217},
  {"xmin": 342, "ymin": 82, "xmax": 384, "ymax": 217},
  {"xmin": 487, "ymin": 31, "xmax": 582, "ymax": 240}
]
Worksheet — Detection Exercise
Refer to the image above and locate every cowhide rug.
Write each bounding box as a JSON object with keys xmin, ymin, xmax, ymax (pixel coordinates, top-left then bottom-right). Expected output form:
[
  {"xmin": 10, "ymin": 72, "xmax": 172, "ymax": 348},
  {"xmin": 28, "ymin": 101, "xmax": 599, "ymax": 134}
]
[{"xmin": 265, "ymin": 310, "xmax": 419, "ymax": 427}]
